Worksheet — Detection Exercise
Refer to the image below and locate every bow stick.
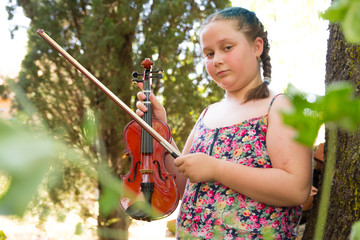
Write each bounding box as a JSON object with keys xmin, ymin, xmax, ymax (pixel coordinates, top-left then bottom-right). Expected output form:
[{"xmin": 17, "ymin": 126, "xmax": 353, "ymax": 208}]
[{"xmin": 37, "ymin": 29, "xmax": 181, "ymax": 158}]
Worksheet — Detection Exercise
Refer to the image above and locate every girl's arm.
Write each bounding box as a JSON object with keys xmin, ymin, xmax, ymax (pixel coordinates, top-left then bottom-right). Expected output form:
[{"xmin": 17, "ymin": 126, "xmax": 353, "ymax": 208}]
[
  {"xmin": 175, "ymin": 95, "xmax": 313, "ymax": 207},
  {"xmin": 165, "ymin": 128, "xmax": 195, "ymax": 198}
]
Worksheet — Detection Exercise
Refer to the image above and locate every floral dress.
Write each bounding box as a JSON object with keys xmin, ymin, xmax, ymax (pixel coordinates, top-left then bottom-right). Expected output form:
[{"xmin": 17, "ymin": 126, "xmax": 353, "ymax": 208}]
[{"xmin": 176, "ymin": 95, "xmax": 302, "ymax": 240}]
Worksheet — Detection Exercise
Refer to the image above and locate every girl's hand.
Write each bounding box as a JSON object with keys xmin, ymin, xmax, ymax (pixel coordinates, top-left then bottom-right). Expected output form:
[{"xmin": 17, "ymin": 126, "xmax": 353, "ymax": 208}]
[
  {"xmin": 135, "ymin": 82, "xmax": 167, "ymax": 123},
  {"xmin": 174, "ymin": 153, "xmax": 219, "ymax": 183}
]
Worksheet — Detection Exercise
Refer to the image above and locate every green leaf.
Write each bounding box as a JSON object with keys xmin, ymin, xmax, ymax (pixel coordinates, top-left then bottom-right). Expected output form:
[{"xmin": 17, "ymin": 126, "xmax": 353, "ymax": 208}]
[
  {"xmin": 322, "ymin": 82, "xmax": 360, "ymax": 131},
  {"xmin": 342, "ymin": 1, "xmax": 360, "ymax": 43},
  {"xmin": 282, "ymin": 84, "xmax": 323, "ymax": 146},
  {"xmin": 75, "ymin": 222, "xmax": 83, "ymax": 235},
  {"xmin": 282, "ymin": 82, "xmax": 360, "ymax": 146},
  {"xmin": 263, "ymin": 226, "xmax": 276, "ymax": 240},
  {"xmin": 97, "ymin": 164, "xmax": 124, "ymax": 217},
  {"xmin": 0, "ymin": 230, "xmax": 6, "ymax": 240},
  {"xmin": 321, "ymin": 0, "xmax": 351, "ymax": 22},
  {"xmin": 321, "ymin": 0, "xmax": 360, "ymax": 43},
  {"xmin": 99, "ymin": 185, "xmax": 120, "ymax": 216},
  {"xmin": 0, "ymin": 120, "xmax": 57, "ymax": 216},
  {"xmin": 81, "ymin": 108, "xmax": 97, "ymax": 146},
  {"xmin": 350, "ymin": 221, "xmax": 360, "ymax": 240}
]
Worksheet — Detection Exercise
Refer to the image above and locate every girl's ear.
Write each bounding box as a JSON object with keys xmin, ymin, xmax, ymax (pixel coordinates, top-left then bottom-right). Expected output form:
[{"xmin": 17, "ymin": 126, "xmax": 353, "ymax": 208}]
[{"xmin": 253, "ymin": 37, "xmax": 264, "ymax": 58}]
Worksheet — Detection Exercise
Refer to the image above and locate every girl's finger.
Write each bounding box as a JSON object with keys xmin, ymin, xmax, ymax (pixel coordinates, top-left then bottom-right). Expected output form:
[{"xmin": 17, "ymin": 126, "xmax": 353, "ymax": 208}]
[
  {"xmin": 136, "ymin": 100, "xmax": 148, "ymax": 112},
  {"xmin": 174, "ymin": 157, "xmax": 184, "ymax": 168},
  {"xmin": 135, "ymin": 109, "xmax": 144, "ymax": 117},
  {"xmin": 137, "ymin": 91, "xmax": 146, "ymax": 101}
]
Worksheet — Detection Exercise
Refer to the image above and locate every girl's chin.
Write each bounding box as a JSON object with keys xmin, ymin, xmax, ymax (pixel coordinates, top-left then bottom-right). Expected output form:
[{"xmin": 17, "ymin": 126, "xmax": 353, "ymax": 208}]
[{"xmin": 215, "ymin": 80, "xmax": 233, "ymax": 90}]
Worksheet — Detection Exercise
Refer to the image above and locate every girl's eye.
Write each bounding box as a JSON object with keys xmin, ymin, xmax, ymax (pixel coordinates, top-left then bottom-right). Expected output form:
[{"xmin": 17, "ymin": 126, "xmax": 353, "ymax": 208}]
[
  {"xmin": 205, "ymin": 52, "xmax": 214, "ymax": 58},
  {"xmin": 225, "ymin": 46, "xmax": 232, "ymax": 51}
]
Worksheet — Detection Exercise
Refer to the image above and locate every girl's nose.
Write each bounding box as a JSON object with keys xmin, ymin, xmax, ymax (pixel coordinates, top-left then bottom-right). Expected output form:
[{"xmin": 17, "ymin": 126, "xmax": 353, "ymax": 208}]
[{"xmin": 213, "ymin": 53, "xmax": 224, "ymax": 66}]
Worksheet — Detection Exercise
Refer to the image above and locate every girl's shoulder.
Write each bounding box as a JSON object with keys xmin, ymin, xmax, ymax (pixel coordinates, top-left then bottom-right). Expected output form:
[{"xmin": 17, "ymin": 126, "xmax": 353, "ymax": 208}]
[{"xmin": 267, "ymin": 90, "xmax": 292, "ymax": 115}]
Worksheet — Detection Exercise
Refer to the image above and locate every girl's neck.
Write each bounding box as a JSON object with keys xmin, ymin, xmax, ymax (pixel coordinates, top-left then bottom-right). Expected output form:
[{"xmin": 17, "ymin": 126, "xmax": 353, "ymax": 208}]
[
  {"xmin": 225, "ymin": 82, "xmax": 262, "ymax": 104},
  {"xmin": 225, "ymin": 73, "xmax": 263, "ymax": 103}
]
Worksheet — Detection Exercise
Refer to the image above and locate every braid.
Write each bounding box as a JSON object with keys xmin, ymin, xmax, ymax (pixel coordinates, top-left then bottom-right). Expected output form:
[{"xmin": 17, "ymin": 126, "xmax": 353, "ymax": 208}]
[
  {"xmin": 201, "ymin": 7, "xmax": 272, "ymax": 102},
  {"xmin": 260, "ymin": 32, "xmax": 271, "ymax": 79}
]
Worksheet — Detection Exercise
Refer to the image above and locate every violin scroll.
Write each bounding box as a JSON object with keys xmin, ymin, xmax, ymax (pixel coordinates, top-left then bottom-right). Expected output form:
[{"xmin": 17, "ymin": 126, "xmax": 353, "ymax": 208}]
[{"xmin": 132, "ymin": 58, "xmax": 163, "ymax": 83}]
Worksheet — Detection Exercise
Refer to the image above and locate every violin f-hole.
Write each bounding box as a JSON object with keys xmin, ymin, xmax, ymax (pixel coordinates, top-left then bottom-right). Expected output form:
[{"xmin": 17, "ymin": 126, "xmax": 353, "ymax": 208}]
[
  {"xmin": 128, "ymin": 161, "xmax": 141, "ymax": 183},
  {"xmin": 153, "ymin": 160, "xmax": 169, "ymax": 182}
]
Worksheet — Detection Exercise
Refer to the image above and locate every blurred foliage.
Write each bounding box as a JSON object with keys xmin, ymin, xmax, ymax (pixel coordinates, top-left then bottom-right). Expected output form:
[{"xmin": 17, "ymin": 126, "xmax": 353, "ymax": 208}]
[
  {"xmin": 350, "ymin": 221, "xmax": 360, "ymax": 240},
  {"xmin": 321, "ymin": 0, "xmax": 360, "ymax": 43},
  {"xmin": 0, "ymin": 231, "xmax": 5, "ymax": 240},
  {"xmin": 283, "ymin": 82, "xmax": 360, "ymax": 146},
  {"xmin": 0, "ymin": 84, "xmax": 124, "ymax": 236},
  {"xmin": 166, "ymin": 219, "xmax": 176, "ymax": 235},
  {"xmin": 262, "ymin": 226, "xmax": 276, "ymax": 240},
  {"xmin": 0, "ymin": 82, "xmax": 95, "ymax": 218},
  {"xmin": 0, "ymin": 119, "xmax": 56, "ymax": 216},
  {"xmin": 75, "ymin": 222, "xmax": 83, "ymax": 235}
]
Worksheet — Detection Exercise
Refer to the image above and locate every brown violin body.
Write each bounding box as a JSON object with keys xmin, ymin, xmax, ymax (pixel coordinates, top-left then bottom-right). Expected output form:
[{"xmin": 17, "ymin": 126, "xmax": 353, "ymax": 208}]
[{"xmin": 120, "ymin": 119, "xmax": 179, "ymax": 221}]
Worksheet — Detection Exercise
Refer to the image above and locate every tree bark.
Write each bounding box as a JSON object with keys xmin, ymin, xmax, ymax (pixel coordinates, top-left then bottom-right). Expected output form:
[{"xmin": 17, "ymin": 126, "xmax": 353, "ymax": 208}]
[{"xmin": 302, "ymin": 23, "xmax": 360, "ymax": 240}]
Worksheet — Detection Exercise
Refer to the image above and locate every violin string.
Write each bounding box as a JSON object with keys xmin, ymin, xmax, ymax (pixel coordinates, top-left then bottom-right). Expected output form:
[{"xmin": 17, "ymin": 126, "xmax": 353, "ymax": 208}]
[{"xmin": 143, "ymin": 68, "xmax": 153, "ymax": 154}]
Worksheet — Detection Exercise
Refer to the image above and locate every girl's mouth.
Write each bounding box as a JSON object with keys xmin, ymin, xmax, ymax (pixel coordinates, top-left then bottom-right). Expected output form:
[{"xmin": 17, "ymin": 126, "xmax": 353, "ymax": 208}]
[{"xmin": 216, "ymin": 70, "xmax": 228, "ymax": 77}]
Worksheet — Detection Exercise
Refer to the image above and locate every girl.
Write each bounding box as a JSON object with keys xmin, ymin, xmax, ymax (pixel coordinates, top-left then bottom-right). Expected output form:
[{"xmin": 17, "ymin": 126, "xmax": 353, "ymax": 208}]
[{"xmin": 136, "ymin": 7, "xmax": 312, "ymax": 240}]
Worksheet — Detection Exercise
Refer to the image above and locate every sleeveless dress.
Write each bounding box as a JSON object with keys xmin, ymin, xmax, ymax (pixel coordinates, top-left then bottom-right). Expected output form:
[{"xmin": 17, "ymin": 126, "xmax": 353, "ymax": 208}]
[{"xmin": 176, "ymin": 95, "xmax": 302, "ymax": 240}]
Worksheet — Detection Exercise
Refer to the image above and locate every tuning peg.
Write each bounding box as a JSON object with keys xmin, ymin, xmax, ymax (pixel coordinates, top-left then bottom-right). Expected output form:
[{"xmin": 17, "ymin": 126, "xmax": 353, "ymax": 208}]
[
  {"xmin": 132, "ymin": 79, "xmax": 144, "ymax": 83},
  {"xmin": 151, "ymin": 69, "xmax": 163, "ymax": 74},
  {"xmin": 152, "ymin": 73, "xmax": 163, "ymax": 79},
  {"xmin": 151, "ymin": 69, "xmax": 163, "ymax": 79},
  {"xmin": 132, "ymin": 71, "xmax": 144, "ymax": 78}
]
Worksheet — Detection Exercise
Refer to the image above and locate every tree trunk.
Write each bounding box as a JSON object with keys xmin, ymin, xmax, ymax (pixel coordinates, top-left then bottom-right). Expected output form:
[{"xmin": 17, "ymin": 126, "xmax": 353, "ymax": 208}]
[
  {"xmin": 302, "ymin": 24, "xmax": 360, "ymax": 240},
  {"xmin": 96, "ymin": 52, "xmax": 133, "ymax": 240}
]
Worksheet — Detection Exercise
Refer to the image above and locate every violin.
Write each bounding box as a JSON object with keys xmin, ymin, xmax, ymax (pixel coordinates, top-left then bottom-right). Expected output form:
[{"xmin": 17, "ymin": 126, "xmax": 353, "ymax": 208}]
[
  {"xmin": 37, "ymin": 29, "xmax": 180, "ymax": 221},
  {"xmin": 120, "ymin": 59, "xmax": 179, "ymax": 221}
]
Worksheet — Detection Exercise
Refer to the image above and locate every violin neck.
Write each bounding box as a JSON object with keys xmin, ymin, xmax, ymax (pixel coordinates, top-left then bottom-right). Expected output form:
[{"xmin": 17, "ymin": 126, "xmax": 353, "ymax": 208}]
[{"xmin": 141, "ymin": 68, "xmax": 153, "ymax": 154}]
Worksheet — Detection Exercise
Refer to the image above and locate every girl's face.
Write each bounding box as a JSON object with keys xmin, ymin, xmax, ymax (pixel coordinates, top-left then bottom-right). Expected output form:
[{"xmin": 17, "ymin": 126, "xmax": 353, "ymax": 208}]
[{"xmin": 200, "ymin": 20, "xmax": 263, "ymax": 94}]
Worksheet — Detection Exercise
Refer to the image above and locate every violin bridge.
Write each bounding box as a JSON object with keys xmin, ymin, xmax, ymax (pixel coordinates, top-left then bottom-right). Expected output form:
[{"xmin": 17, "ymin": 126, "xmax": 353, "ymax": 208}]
[{"xmin": 140, "ymin": 169, "xmax": 154, "ymax": 174}]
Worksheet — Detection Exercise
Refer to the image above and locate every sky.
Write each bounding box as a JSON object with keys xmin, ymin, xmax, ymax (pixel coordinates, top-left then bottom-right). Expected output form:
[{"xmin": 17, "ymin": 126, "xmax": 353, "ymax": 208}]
[
  {"xmin": 0, "ymin": 2, "xmax": 30, "ymax": 81},
  {"xmin": 0, "ymin": 0, "xmax": 330, "ymax": 143}
]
